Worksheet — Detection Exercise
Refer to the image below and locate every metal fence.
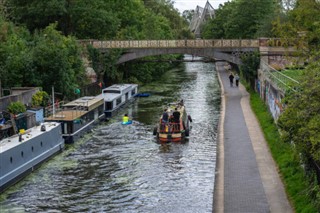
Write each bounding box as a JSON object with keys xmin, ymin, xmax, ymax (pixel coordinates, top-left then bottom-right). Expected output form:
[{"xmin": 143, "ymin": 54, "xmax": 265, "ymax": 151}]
[{"xmin": 260, "ymin": 61, "xmax": 299, "ymax": 92}]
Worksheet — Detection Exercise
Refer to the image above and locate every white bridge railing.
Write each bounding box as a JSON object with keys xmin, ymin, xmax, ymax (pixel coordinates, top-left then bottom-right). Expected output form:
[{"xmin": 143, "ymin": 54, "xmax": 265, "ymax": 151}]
[{"xmin": 79, "ymin": 39, "xmax": 260, "ymax": 49}]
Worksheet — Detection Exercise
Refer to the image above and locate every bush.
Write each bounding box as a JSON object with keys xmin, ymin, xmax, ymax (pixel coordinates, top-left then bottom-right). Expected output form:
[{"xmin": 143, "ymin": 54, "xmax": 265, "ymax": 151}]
[
  {"xmin": 7, "ymin": 101, "xmax": 26, "ymax": 115},
  {"xmin": 32, "ymin": 91, "xmax": 49, "ymax": 107}
]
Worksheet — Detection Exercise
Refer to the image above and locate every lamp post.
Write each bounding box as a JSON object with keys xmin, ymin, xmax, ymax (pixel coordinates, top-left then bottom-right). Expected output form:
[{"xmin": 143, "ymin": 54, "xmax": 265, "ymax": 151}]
[{"xmin": 52, "ymin": 86, "xmax": 55, "ymax": 115}]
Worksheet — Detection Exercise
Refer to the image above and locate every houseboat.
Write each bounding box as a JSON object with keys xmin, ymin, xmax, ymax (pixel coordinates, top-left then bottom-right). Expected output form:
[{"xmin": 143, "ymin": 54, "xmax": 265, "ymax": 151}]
[
  {"xmin": 153, "ymin": 101, "xmax": 192, "ymax": 143},
  {"xmin": 101, "ymin": 84, "xmax": 138, "ymax": 118},
  {"xmin": 45, "ymin": 96, "xmax": 104, "ymax": 144},
  {"xmin": 0, "ymin": 122, "xmax": 64, "ymax": 192}
]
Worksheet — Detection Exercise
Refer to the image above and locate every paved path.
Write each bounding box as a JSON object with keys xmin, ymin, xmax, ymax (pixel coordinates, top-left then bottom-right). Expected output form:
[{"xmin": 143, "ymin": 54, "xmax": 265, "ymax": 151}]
[{"xmin": 213, "ymin": 62, "xmax": 293, "ymax": 213}]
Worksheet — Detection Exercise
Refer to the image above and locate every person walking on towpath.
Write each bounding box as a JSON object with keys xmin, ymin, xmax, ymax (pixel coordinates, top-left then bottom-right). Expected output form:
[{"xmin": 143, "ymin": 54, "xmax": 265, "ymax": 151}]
[
  {"xmin": 228, "ymin": 73, "xmax": 234, "ymax": 87},
  {"xmin": 235, "ymin": 73, "xmax": 240, "ymax": 87}
]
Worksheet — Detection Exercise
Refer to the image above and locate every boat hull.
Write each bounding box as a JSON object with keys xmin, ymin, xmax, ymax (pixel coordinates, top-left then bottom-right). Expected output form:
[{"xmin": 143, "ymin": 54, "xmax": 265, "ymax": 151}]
[
  {"xmin": 62, "ymin": 114, "xmax": 103, "ymax": 144},
  {"xmin": 157, "ymin": 132, "xmax": 185, "ymax": 143},
  {"xmin": 45, "ymin": 96, "xmax": 105, "ymax": 144},
  {"xmin": 0, "ymin": 122, "xmax": 64, "ymax": 192},
  {"xmin": 102, "ymin": 84, "xmax": 138, "ymax": 118}
]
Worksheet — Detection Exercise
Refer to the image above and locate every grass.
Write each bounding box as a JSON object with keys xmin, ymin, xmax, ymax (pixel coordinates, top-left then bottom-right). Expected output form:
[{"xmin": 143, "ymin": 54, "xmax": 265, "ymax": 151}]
[
  {"xmin": 282, "ymin": 69, "xmax": 305, "ymax": 81},
  {"xmin": 249, "ymin": 90, "xmax": 318, "ymax": 212}
]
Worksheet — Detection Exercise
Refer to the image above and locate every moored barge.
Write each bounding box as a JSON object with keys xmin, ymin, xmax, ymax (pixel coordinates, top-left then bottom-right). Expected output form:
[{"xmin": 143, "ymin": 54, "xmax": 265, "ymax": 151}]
[
  {"xmin": 45, "ymin": 96, "xmax": 104, "ymax": 144},
  {"xmin": 0, "ymin": 122, "xmax": 64, "ymax": 192},
  {"xmin": 101, "ymin": 84, "xmax": 138, "ymax": 118}
]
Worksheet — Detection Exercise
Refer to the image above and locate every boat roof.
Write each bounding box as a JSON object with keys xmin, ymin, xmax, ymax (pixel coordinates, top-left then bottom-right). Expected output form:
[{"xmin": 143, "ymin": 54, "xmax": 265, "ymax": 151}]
[
  {"xmin": 63, "ymin": 96, "xmax": 103, "ymax": 111},
  {"xmin": 102, "ymin": 84, "xmax": 138, "ymax": 101},
  {"xmin": 45, "ymin": 110, "xmax": 87, "ymax": 121},
  {"xmin": 103, "ymin": 84, "xmax": 138, "ymax": 92},
  {"xmin": 0, "ymin": 122, "xmax": 61, "ymax": 154}
]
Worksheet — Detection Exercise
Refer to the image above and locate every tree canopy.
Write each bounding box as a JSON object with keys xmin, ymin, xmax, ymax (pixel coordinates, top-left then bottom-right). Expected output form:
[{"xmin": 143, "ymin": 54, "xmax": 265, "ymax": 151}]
[
  {"xmin": 275, "ymin": 1, "xmax": 320, "ymax": 160},
  {"xmin": 0, "ymin": 21, "xmax": 87, "ymax": 98},
  {"xmin": 1, "ymin": 0, "xmax": 190, "ymax": 99},
  {"xmin": 202, "ymin": 0, "xmax": 277, "ymax": 39}
]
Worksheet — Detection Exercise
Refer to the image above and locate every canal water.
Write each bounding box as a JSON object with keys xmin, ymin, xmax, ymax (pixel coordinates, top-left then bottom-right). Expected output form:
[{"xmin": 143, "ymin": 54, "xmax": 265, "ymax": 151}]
[{"xmin": 0, "ymin": 56, "xmax": 221, "ymax": 213}]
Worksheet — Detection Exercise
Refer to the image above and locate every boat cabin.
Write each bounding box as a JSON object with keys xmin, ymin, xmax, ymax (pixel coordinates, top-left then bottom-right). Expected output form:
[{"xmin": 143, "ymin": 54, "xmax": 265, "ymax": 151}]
[
  {"xmin": 45, "ymin": 96, "xmax": 104, "ymax": 143},
  {"xmin": 101, "ymin": 84, "xmax": 138, "ymax": 118}
]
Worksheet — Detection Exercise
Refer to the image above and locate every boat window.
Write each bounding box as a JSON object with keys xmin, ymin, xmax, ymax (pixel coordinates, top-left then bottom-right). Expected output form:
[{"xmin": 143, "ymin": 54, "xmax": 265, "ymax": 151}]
[
  {"xmin": 21, "ymin": 151, "xmax": 24, "ymax": 157},
  {"xmin": 103, "ymin": 90, "xmax": 121, "ymax": 94},
  {"xmin": 116, "ymin": 98, "xmax": 121, "ymax": 105},
  {"xmin": 106, "ymin": 102, "xmax": 113, "ymax": 110},
  {"xmin": 131, "ymin": 89, "xmax": 136, "ymax": 96}
]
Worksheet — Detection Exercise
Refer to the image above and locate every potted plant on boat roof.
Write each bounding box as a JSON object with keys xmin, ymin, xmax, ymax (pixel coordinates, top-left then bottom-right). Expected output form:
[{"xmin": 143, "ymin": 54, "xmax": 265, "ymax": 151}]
[
  {"xmin": 31, "ymin": 91, "xmax": 49, "ymax": 108},
  {"xmin": 29, "ymin": 91, "xmax": 49, "ymax": 123},
  {"xmin": 7, "ymin": 101, "xmax": 27, "ymax": 118}
]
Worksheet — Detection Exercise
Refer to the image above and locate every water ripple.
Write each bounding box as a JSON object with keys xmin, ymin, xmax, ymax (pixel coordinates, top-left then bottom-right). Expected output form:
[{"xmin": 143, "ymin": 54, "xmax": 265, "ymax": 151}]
[{"xmin": 1, "ymin": 57, "xmax": 220, "ymax": 213}]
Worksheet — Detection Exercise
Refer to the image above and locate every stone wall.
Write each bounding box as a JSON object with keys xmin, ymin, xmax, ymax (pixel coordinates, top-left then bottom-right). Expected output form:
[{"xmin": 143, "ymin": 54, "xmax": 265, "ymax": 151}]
[
  {"xmin": 256, "ymin": 71, "xmax": 284, "ymax": 121},
  {"xmin": 0, "ymin": 87, "xmax": 39, "ymax": 112}
]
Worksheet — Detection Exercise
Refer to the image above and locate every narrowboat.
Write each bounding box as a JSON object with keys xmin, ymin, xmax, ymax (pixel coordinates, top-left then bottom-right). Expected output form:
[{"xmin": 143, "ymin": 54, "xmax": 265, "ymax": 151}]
[
  {"xmin": 45, "ymin": 96, "xmax": 104, "ymax": 144},
  {"xmin": 153, "ymin": 101, "xmax": 192, "ymax": 142},
  {"xmin": 0, "ymin": 122, "xmax": 64, "ymax": 192},
  {"xmin": 101, "ymin": 84, "xmax": 138, "ymax": 118}
]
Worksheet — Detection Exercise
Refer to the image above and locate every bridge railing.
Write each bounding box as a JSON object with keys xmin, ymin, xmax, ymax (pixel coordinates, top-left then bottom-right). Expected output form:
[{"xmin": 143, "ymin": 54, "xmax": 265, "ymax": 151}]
[{"xmin": 79, "ymin": 39, "xmax": 260, "ymax": 49}]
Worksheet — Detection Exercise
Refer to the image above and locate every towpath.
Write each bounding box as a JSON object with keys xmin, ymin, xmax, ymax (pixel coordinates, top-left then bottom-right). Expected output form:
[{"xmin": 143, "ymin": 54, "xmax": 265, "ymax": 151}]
[{"xmin": 213, "ymin": 62, "xmax": 293, "ymax": 213}]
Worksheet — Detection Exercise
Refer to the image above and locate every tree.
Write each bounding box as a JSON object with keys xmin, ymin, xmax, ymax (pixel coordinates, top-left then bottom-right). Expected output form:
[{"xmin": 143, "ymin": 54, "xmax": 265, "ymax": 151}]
[
  {"xmin": 31, "ymin": 24, "xmax": 86, "ymax": 98},
  {"xmin": 272, "ymin": 0, "xmax": 320, "ymax": 53},
  {"xmin": 0, "ymin": 17, "xmax": 34, "ymax": 88},
  {"xmin": 182, "ymin": 10, "xmax": 194, "ymax": 24},
  {"xmin": 6, "ymin": 0, "xmax": 120, "ymax": 39},
  {"xmin": 240, "ymin": 51, "xmax": 260, "ymax": 90},
  {"xmin": 278, "ymin": 53, "xmax": 320, "ymax": 162},
  {"xmin": 202, "ymin": 0, "xmax": 277, "ymax": 39}
]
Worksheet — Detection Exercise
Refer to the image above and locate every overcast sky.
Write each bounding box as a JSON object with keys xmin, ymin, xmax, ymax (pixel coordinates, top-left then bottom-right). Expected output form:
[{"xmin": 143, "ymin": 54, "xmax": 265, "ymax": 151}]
[{"xmin": 174, "ymin": 0, "xmax": 229, "ymax": 13}]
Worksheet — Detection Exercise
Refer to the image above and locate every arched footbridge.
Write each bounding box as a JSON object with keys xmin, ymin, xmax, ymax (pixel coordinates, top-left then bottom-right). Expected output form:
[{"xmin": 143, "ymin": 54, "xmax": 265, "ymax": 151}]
[{"xmin": 79, "ymin": 39, "xmax": 295, "ymax": 65}]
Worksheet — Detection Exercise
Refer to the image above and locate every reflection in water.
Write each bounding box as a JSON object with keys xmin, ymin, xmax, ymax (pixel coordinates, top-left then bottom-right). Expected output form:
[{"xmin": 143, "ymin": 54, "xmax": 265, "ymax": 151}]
[{"xmin": 0, "ymin": 56, "xmax": 220, "ymax": 213}]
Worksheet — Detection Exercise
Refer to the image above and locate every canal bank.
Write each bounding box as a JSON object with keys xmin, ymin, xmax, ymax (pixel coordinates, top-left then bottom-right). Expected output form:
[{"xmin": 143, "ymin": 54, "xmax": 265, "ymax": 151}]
[{"xmin": 214, "ymin": 62, "xmax": 293, "ymax": 212}]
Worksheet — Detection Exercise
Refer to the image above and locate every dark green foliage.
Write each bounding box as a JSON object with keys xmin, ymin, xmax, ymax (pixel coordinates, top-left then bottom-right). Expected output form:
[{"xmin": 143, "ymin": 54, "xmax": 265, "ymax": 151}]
[
  {"xmin": 31, "ymin": 24, "xmax": 87, "ymax": 98},
  {"xmin": 273, "ymin": 0, "xmax": 320, "ymax": 54},
  {"xmin": 6, "ymin": 0, "xmax": 188, "ymax": 40},
  {"xmin": 0, "ymin": 21, "xmax": 86, "ymax": 99},
  {"xmin": 202, "ymin": 0, "xmax": 277, "ymax": 39},
  {"xmin": 278, "ymin": 55, "xmax": 320, "ymax": 162},
  {"xmin": 1, "ymin": 0, "xmax": 188, "ymax": 99},
  {"xmin": 7, "ymin": 101, "xmax": 26, "ymax": 114},
  {"xmin": 0, "ymin": 18, "xmax": 34, "ymax": 88},
  {"xmin": 121, "ymin": 55, "xmax": 177, "ymax": 84},
  {"xmin": 240, "ymin": 51, "xmax": 260, "ymax": 90},
  {"xmin": 6, "ymin": 0, "xmax": 119, "ymax": 39}
]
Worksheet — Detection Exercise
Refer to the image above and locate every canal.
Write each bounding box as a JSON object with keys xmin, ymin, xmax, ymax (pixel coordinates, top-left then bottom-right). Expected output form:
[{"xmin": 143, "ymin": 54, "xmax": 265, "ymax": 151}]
[{"xmin": 0, "ymin": 56, "xmax": 221, "ymax": 213}]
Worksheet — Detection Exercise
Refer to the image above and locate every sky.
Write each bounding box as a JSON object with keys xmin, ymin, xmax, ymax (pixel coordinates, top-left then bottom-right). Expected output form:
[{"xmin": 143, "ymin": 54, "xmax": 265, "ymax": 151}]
[{"xmin": 173, "ymin": 0, "xmax": 230, "ymax": 13}]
